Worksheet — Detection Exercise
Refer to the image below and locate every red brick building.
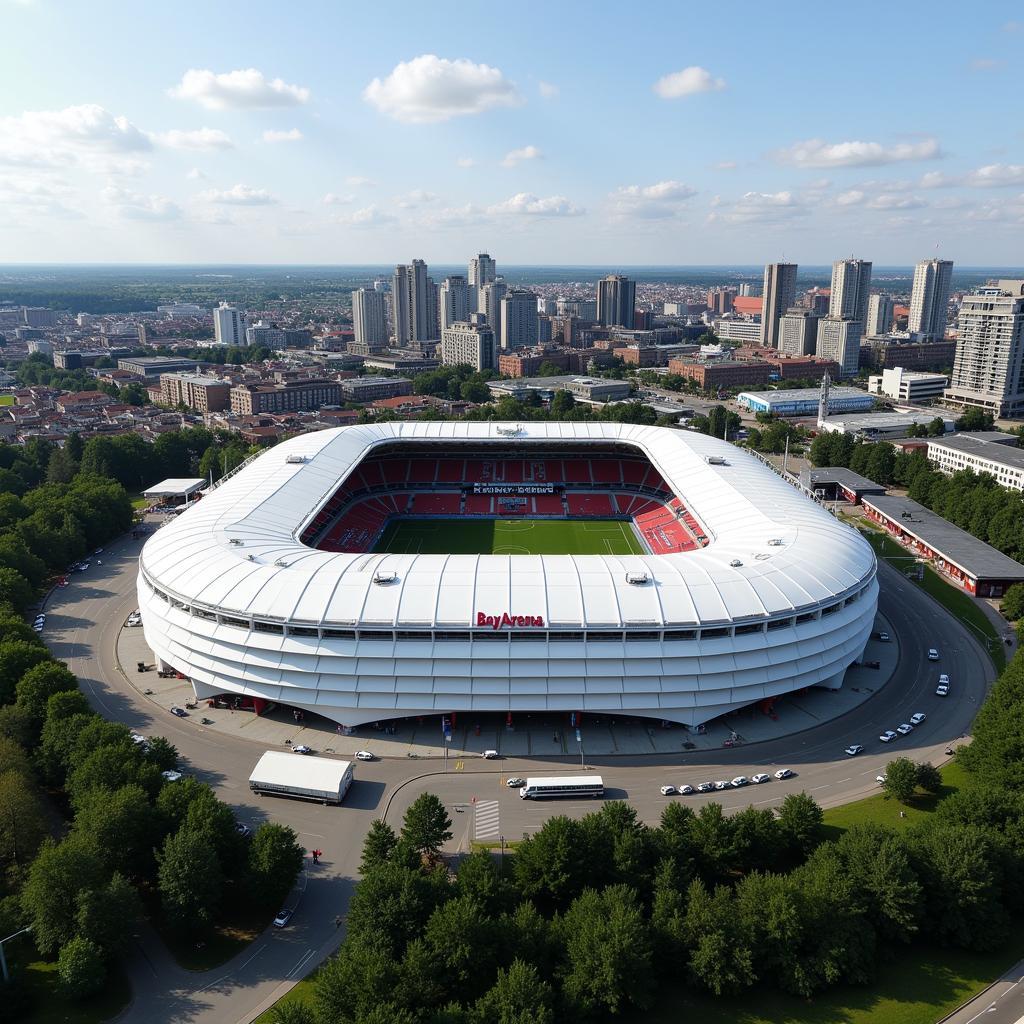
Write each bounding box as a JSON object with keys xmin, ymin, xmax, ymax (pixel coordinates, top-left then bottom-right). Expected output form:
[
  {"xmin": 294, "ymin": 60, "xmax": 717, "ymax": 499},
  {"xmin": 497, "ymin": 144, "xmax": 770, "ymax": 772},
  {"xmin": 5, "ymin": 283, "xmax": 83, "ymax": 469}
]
[{"xmin": 667, "ymin": 360, "xmax": 772, "ymax": 389}]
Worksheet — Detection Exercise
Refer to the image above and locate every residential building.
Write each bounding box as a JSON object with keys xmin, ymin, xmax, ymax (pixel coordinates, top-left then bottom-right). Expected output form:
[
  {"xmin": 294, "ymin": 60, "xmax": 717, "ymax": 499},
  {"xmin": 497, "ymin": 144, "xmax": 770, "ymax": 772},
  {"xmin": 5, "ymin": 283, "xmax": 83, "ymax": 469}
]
[
  {"xmin": 245, "ymin": 321, "xmax": 288, "ymax": 348},
  {"xmin": 778, "ymin": 307, "xmax": 820, "ymax": 356},
  {"xmin": 867, "ymin": 367, "xmax": 948, "ymax": 403},
  {"xmin": 480, "ymin": 280, "xmax": 507, "ymax": 332},
  {"xmin": 861, "ymin": 337, "xmax": 957, "ymax": 371},
  {"xmin": 908, "ymin": 258, "xmax": 954, "ymax": 340},
  {"xmin": 438, "ymin": 276, "xmax": 471, "ymax": 332},
  {"xmin": 160, "ymin": 373, "xmax": 231, "ymax": 412},
  {"xmin": 557, "ymin": 297, "xmax": 597, "ymax": 320},
  {"xmin": 392, "ymin": 260, "xmax": 438, "ymax": 346},
  {"xmin": 926, "ymin": 433, "xmax": 1024, "ymax": 490},
  {"xmin": 816, "ymin": 317, "xmax": 862, "ymax": 378},
  {"xmin": 500, "ymin": 289, "xmax": 539, "ymax": 350},
  {"xmin": 213, "ymin": 302, "xmax": 247, "ymax": 346},
  {"xmin": 667, "ymin": 359, "xmax": 772, "ymax": 389},
  {"xmin": 352, "ymin": 288, "xmax": 389, "ymax": 353},
  {"xmin": 467, "ymin": 253, "xmax": 496, "ymax": 311},
  {"xmin": 706, "ymin": 288, "xmax": 737, "ymax": 315},
  {"xmin": 866, "ymin": 294, "xmax": 894, "ymax": 337},
  {"xmin": 440, "ymin": 317, "xmax": 496, "ymax": 372},
  {"xmin": 339, "ymin": 376, "xmax": 413, "ymax": 402},
  {"xmin": 597, "ymin": 275, "xmax": 636, "ymax": 328},
  {"xmin": 829, "ymin": 259, "xmax": 872, "ymax": 327},
  {"xmin": 229, "ymin": 379, "xmax": 342, "ymax": 415},
  {"xmin": 944, "ymin": 281, "xmax": 1024, "ymax": 418},
  {"xmin": 713, "ymin": 318, "xmax": 763, "ymax": 344},
  {"xmin": 759, "ymin": 262, "xmax": 798, "ymax": 348},
  {"xmin": 22, "ymin": 307, "xmax": 58, "ymax": 327}
]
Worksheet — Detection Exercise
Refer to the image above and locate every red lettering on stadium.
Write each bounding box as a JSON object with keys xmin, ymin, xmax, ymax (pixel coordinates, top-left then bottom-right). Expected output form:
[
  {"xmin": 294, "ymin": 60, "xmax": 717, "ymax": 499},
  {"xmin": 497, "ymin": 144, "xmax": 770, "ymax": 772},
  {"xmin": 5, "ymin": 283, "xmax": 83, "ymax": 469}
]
[{"xmin": 476, "ymin": 612, "xmax": 546, "ymax": 630}]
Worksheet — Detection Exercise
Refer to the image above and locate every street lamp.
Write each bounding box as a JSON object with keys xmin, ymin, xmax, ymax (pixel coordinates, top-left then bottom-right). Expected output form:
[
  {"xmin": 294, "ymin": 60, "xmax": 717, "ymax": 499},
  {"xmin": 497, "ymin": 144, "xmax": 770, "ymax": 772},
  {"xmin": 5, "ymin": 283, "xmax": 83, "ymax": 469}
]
[
  {"xmin": 576, "ymin": 728, "xmax": 584, "ymax": 768},
  {"xmin": 0, "ymin": 926, "xmax": 31, "ymax": 983}
]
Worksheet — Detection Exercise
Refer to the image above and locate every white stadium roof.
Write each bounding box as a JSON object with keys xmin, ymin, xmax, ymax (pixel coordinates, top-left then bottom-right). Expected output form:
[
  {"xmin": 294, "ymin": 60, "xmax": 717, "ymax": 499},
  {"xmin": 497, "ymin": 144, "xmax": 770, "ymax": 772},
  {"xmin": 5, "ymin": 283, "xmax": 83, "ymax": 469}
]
[{"xmin": 139, "ymin": 422, "xmax": 874, "ymax": 630}]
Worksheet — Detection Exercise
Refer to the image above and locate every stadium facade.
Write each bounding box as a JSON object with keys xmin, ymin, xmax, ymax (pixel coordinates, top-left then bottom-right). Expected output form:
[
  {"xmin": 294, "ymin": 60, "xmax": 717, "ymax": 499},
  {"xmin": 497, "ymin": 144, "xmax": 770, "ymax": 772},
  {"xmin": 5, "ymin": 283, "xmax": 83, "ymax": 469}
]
[{"xmin": 138, "ymin": 422, "xmax": 878, "ymax": 728}]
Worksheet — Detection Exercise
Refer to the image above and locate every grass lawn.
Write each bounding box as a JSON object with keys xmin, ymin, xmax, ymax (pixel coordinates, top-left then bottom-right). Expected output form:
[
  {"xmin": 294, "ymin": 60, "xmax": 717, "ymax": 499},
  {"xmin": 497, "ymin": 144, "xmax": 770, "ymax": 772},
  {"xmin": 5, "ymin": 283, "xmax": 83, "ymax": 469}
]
[
  {"xmin": 0, "ymin": 394, "xmax": 14, "ymax": 406},
  {"xmin": 252, "ymin": 972, "xmax": 318, "ymax": 1023},
  {"xmin": 640, "ymin": 930, "xmax": 1024, "ymax": 1024},
  {"xmin": 820, "ymin": 761, "xmax": 968, "ymax": 841},
  {"xmin": 374, "ymin": 517, "xmax": 644, "ymax": 555},
  {"xmin": 158, "ymin": 911, "xmax": 267, "ymax": 972},
  {"xmin": 859, "ymin": 525, "xmax": 1006, "ymax": 672},
  {"xmin": 21, "ymin": 959, "xmax": 131, "ymax": 1024}
]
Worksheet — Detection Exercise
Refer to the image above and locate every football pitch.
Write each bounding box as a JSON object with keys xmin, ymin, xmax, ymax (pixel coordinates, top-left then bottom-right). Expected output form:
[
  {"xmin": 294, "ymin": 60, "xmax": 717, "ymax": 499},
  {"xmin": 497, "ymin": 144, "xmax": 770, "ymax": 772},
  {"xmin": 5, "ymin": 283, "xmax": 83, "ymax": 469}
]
[{"xmin": 373, "ymin": 518, "xmax": 646, "ymax": 555}]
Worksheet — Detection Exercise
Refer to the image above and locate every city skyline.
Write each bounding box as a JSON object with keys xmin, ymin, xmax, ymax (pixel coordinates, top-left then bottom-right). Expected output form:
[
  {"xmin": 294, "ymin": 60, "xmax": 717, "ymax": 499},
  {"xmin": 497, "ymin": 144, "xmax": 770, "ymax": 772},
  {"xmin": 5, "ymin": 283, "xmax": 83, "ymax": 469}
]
[{"xmin": 2, "ymin": 1, "xmax": 1023, "ymax": 264}]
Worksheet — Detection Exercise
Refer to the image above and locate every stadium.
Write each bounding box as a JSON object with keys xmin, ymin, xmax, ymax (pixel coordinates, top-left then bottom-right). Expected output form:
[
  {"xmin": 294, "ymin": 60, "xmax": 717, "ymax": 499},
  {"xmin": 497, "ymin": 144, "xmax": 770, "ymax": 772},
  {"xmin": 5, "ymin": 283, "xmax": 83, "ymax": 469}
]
[{"xmin": 137, "ymin": 421, "xmax": 879, "ymax": 729}]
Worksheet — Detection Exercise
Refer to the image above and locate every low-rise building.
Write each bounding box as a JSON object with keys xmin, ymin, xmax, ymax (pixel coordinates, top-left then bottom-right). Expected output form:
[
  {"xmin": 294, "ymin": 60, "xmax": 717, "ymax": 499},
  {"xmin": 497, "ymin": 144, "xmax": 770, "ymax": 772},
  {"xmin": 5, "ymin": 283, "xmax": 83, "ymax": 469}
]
[
  {"xmin": 860, "ymin": 337, "xmax": 957, "ymax": 370},
  {"xmin": 868, "ymin": 366, "xmax": 948, "ymax": 402},
  {"xmin": 818, "ymin": 410, "xmax": 955, "ymax": 439},
  {"xmin": 118, "ymin": 356, "xmax": 201, "ymax": 378},
  {"xmin": 667, "ymin": 359, "xmax": 772, "ymax": 390},
  {"xmin": 566, "ymin": 378, "xmax": 632, "ymax": 402},
  {"xmin": 926, "ymin": 432, "xmax": 1024, "ymax": 490},
  {"xmin": 160, "ymin": 373, "xmax": 232, "ymax": 412},
  {"xmin": 339, "ymin": 376, "xmax": 413, "ymax": 403},
  {"xmin": 230, "ymin": 379, "xmax": 341, "ymax": 416},
  {"xmin": 736, "ymin": 386, "xmax": 874, "ymax": 417}
]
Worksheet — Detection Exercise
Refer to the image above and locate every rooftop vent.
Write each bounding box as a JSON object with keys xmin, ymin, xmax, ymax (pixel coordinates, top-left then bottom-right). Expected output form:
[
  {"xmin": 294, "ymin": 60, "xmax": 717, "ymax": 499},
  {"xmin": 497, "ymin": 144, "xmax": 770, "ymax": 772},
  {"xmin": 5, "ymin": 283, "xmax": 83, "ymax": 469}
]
[
  {"xmin": 229, "ymin": 538, "xmax": 244, "ymax": 546},
  {"xmin": 705, "ymin": 455, "xmax": 728, "ymax": 466},
  {"xmin": 767, "ymin": 538, "xmax": 784, "ymax": 547},
  {"xmin": 496, "ymin": 425, "xmax": 523, "ymax": 436},
  {"xmin": 246, "ymin": 554, "xmax": 257, "ymax": 562},
  {"xmin": 729, "ymin": 558, "xmax": 743, "ymax": 567},
  {"xmin": 373, "ymin": 571, "xmax": 398, "ymax": 585},
  {"xmin": 285, "ymin": 454, "xmax": 308, "ymax": 464},
  {"xmin": 625, "ymin": 571, "xmax": 650, "ymax": 586},
  {"xmin": 274, "ymin": 559, "xmax": 290, "ymax": 568}
]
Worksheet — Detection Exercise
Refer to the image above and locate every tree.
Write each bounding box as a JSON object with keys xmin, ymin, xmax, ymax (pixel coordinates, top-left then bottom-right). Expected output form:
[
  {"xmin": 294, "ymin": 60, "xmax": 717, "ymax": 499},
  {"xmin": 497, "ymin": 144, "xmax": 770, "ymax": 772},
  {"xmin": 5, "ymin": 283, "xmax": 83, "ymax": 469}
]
[
  {"xmin": 75, "ymin": 872, "xmax": 141, "ymax": 954},
  {"xmin": 650, "ymin": 857, "xmax": 688, "ymax": 961},
  {"xmin": 456, "ymin": 848, "xmax": 509, "ymax": 914},
  {"xmin": 423, "ymin": 895, "xmax": 499, "ymax": 998},
  {"xmin": 401, "ymin": 793, "xmax": 453, "ymax": 860},
  {"xmin": 144, "ymin": 735, "xmax": 179, "ymax": 773},
  {"xmin": 315, "ymin": 937, "xmax": 400, "ymax": 1024},
  {"xmin": 247, "ymin": 823, "xmax": 305, "ymax": 906},
  {"xmin": 57, "ymin": 937, "xmax": 106, "ymax": 999},
  {"xmin": 682, "ymin": 879, "xmax": 755, "ymax": 995},
  {"xmin": 916, "ymin": 761, "xmax": 942, "ymax": 794},
  {"xmin": 267, "ymin": 1003, "xmax": 316, "ymax": 1024},
  {"xmin": 72, "ymin": 784, "xmax": 160, "ymax": 878},
  {"xmin": 1001, "ymin": 583, "xmax": 1024, "ymax": 621},
  {"xmin": 156, "ymin": 827, "xmax": 223, "ymax": 933},
  {"xmin": 550, "ymin": 390, "xmax": 576, "ymax": 417},
  {"xmin": 511, "ymin": 816, "xmax": 588, "ymax": 912},
  {"xmin": 472, "ymin": 959, "xmax": 554, "ymax": 1024},
  {"xmin": 360, "ymin": 819, "xmax": 399, "ymax": 875},
  {"xmin": 0, "ymin": 769, "xmax": 48, "ymax": 872},
  {"xmin": 882, "ymin": 758, "xmax": 918, "ymax": 803},
  {"xmin": 15, "ymin": 660, "xmax": 78, "ymax": 730},
  {"xmin": 0, "ymin": 641, "xmax": 50, "ymax": 705},
  {"xmin": 777, "ymin": 793, "xmax": 824, "ymax": 857}
]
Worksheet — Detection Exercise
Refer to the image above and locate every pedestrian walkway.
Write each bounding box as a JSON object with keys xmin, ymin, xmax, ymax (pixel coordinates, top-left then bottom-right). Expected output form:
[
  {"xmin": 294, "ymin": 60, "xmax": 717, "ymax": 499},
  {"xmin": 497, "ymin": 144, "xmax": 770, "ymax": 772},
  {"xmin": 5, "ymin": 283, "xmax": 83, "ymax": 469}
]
[{"xmin": 473, "ymin": 800, "xmax": 500, "ymax": 840}]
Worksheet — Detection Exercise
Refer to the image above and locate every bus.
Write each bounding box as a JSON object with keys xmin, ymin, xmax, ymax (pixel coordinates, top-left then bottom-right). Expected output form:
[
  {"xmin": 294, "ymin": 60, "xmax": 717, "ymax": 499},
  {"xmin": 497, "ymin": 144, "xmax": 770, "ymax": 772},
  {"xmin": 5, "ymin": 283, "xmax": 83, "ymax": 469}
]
[{"xmin": 519, "ymin": 775, "xmax": 604, "ymax": 800}]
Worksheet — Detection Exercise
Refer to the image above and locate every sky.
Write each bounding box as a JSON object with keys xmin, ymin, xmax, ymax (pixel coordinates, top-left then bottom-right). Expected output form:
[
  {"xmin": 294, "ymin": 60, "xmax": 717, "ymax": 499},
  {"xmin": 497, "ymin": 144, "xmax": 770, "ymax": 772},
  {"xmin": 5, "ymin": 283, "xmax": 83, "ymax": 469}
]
[{"xmin": 1, "ymin": 0, "xmax": 1022, "ymax": 267}]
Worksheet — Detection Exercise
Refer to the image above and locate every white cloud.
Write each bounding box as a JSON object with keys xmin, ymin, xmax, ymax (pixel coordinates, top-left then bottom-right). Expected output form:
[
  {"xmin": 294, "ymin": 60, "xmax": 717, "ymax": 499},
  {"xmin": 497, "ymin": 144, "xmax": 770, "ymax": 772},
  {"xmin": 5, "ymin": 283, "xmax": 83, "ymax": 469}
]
[
  {"xmin": 969, "ymin": 57, "xmax": 1003, "ymax": 71},
  {"xmin": 322, "ymin": 192, "xmax": 354, "ymax": 205},
  {"xmin": 653, "ymin": 66, "xmax": 726, "ymax": 99},
  {"xmin": 169, "ymin": 68, "xmax": 310, "ymax": 110},
  {"xmin": 775, "ymin": 137, "xmax": 942, "ymax": 168},
  {"xmin": 0, "ymin": 104, "xmax": 151, "ymax": 168},
  {"xmin": 199, "ymin": 183, "xmax": 277, "ymax": 205},
  {"xmin": 501, "ymin": 144, "xmax": 542, "ymax": 168},
  {"xmin": 102, "ymin": 184, "xmax": 181, "ymax": 221},
  {"xmin": 186, "ymin": 167, "xmax": 206, "ymax": 180},
  {"xmin": 1003, "ymin": 20, "xmax": 1022, "ymax": 31},
  {"xmin": 538, "ymin": 81, "xmax": 558, "ymax": 99},
  {"xmin": 836, "ymin": 189, "xmax": 865, "ymax": 206},
  {"xmin": 394, "ymin": 189, "xmax": 438, "ymax": 208},
  {"xmin": 155, "ymin": 127, "xmax": 234, "ymax": 150},
  {"xmin": 712, "ymin": 191, "xmax": 807, "ymax": 225},
  {"xmin": 713, "ymin": 160, "xmax": 736, "ymax": 170},
  {"xmin": 610, "ymin": 180, "xmax": 697, "ymax": 219},
  {"xmin": 963, "ymin": 163, "xmax": 1024, "ymax": 187},
  {"xmin": 337, "ymin": 205, "xmax": 397, "ymax": 227},
  {"xmin": 345, "ymin": 176, "xmax": 376, "ymax": 187},
  {"xmin": 262, "ymin": 128, "xmax": 303, "ymax": 143},
  {"xmin": 0, "ymin": 175, "xmax": 81, "ymax": 218},
  {"xmin": 488, "ymin": 192, "xmax": 582, "ymax": 217},
  {"xmin": 417, "ymin": 203, "xmax": 486, "ymax": 229},
  {"xmin": 363, "ymin": 54, "xmax": 521, "ymax": 123},
  {"xmin": 866, "ymin": 194, "xmax": 928, "ymax": 210},
  {"xmin": 456, "ymin": 157, "xmax": 476, "ymax": 168}
]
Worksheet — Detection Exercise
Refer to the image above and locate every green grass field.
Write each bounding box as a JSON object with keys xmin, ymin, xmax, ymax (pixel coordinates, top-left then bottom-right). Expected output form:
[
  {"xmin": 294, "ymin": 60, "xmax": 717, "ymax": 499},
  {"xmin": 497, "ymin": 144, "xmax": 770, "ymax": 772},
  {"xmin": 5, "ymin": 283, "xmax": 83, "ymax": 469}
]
[
  {"xmin": 373, "ymin": 518, "xmax": 645, "ymax": 555},
  {"xmin": 0, "ymin": 394, "xmax": 14, "ymax": 406}
]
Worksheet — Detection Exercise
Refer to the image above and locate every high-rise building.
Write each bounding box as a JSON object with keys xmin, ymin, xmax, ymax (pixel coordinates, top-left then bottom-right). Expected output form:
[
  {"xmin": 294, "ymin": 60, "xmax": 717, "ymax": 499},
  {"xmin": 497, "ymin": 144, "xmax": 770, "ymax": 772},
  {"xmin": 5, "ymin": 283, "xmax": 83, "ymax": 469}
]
[
  {"xmin": 392, "ymin": 260, "xmax": 438, "ymax": 346},
  {"xmin": 468, "ymin": 253, "xmax": 497, "ymax": 313},
  {"xmin": 213, "ymin": 302, "xmax": 247, "ymax": 346},
  {"xmin": 557, "ymin": 297, "xmax": 598, "ymax": 320},
  {"xmin": 500, "ymin": 289, "xmax": 539, "ymax": 350},
  {"xmin": 352, "ymin": 288, "xmax": 389, "ymax": 353},
  {"xmin": 738, "ymin": 283, "xmax": 753, "ymax": 297},
  {"xmin": 944, "ymin": 281, "xmax": 1024, "ymax": 418},
  {"xmin": 439, "ymin": 276, "xmax": 471, "ymax": 332},
  {"xmin": 706, "ymin": 288, "xmax": 737, "ymax": 315},
  {"xmin": 759, "ymin": 263, "xmax": 798, "ymax": 348},
  {"xmin": 815, "ymin": 317, "xmax": 862, "ymax": 378},
  {"xmin": 829, "ymin": 259, "xmax": 872, "ymax": 325},
  {"xmin": 480, "ymin": 280, "xmax": 507, "ymax": 332},
  {"xmin": 440, "ymin": 315, "xmax": 496, "ymax": 372},
  {"xmin": 866, "ymin": 294, "xmax": 894, "ymax": 337},
  {"xmin": 597, "ymin": 275, "xmax": 636, "ymax": 328},
  {"xmin": 779, "ymin": 307, "xmax": 820, "ymax": 356},
  {"xmin": 908, "ymin": 258, "xmax": 954, "ymax": 340}
]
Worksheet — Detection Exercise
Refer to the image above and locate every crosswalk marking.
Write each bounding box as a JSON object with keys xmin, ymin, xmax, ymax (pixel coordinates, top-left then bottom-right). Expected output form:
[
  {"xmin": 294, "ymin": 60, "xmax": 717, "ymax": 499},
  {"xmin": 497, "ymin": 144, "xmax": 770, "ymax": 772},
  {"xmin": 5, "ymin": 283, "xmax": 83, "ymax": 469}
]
[{"xmin": 474, "ymin": 799, "xmax": 500, "ymax": 840}]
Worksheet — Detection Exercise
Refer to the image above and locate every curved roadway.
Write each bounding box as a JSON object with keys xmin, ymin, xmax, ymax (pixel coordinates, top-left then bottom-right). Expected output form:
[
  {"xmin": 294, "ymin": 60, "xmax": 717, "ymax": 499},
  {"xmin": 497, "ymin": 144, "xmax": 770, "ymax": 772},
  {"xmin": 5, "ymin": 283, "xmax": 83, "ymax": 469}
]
[{"xmin": 40, "ymin": 526, "xmax": 995, "ymax": 1024}]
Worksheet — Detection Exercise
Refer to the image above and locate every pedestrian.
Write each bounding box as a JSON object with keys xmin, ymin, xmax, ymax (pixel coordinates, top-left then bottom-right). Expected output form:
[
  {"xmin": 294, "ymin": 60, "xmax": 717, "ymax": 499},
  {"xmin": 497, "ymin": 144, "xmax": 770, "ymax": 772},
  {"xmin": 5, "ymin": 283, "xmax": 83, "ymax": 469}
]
[{"xmin": 334, "ymin": 915, "xmax": 342, "ymax": 930}]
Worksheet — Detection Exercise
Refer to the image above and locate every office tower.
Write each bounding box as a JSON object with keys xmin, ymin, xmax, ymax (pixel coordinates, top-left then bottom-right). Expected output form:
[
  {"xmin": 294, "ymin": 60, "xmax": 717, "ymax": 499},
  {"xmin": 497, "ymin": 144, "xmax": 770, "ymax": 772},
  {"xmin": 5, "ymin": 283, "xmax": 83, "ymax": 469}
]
[
  {"xmin": 213, "ymin": 302, "xmax": 247, "ymax": 346},
  {"xmin": 816, "ymin": 316, "xmax": 862, "ymax": 378},
  {"xmin": 557, "ymin": 297, "xmax": 598, "ymax": 319},
  {"xmin": 738, "ymin": 283, "xmax": 752, "ymax": 297},
  {"xmin": 779, "ymin": 307, "xmax": 820, "ymax": 356},
  {"xmin": 759, "ymin": 263, "xmax": 798, "ymax": 348},
  {"xmin": 908, "ymin": 258, "xmax": 954, "ymax": 340},
  {"xmin": 538, "ymin": 297, "xmax": 557, "ymax": 315},
  {"xmin": 597, "ymin": 275, "xmax": 636, "ymax": 328},
  {"xmin": 706, "ymin": 288, "xmax": 736, "ymax": 315},
  {"xmin": 810, "ymin": 292, "xmax": 829, "ymax": 316},
  {"xmin": 480, "ymin": 279, "xmax": 507, "ymax": 332},
  {"xmin": 392, "ymin": 259, "xmax": 438, "ymax": 346},
  {"xmin": 373, "ymin": 278, "xmax": 388, "ymax": 292},
  {"xmin": 866, "ymin": 294, "xmax": 894, "ymax": 337},
  {"xmin": 944, "ymin": 281, "xmax": 1024, "ymax": 418},
  {"xmin": 439, "ymin": 276, "xmax": 471, "ymax": 331},
  {"xmin": 468, "ymin": 253, "xmax": 497, "ymax": 312},
  {"xmin": 352, "ymin": 287, "xmax": 389, "ymax": 352},
  {"xmin": 440, "ymin": 314, "xmax": 496, "ymax": 372},
  {"xmin": 829, "ymin": 259, "xmax": 872, "ymax": 325},
  {"xmin": 500, "ymin": 289, "xmax": 540, "ymax": 350}
]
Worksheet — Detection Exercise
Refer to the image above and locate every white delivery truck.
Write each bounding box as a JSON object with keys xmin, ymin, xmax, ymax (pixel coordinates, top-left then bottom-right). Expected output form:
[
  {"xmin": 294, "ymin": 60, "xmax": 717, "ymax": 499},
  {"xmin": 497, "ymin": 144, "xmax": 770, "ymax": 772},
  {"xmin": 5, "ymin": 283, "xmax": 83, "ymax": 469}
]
[{"xmin": 248, "ymin": 751, "xmax": 353, "ymax": 805}]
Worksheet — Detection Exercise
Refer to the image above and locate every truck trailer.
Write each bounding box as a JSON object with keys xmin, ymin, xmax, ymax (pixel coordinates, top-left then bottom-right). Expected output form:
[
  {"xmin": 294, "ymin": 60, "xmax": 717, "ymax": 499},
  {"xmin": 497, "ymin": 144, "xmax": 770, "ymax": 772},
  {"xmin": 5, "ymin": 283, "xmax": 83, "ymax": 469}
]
[{"xmin": 249, "ymin": 751, "xmax": 353, "ymax": 805}]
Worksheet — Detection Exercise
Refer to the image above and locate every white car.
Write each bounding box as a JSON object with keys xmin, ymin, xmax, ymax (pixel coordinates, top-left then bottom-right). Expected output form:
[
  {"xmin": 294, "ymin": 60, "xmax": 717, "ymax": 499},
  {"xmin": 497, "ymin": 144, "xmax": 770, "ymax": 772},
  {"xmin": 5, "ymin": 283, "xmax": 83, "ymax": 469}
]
[
  {"xmin": 876, "ymin": 775, "xmax": 887, "ymax": 785},
  {"xmin": 355, "ymin": 750, "xmax": 374, "ymax": 761},
  {"xmin": 935, "ymin": 684, "xmax": 949, "ymax": 696},
  {"xmin": 273, "ymin": 908, "xmax": 293, "ymax": 929},
  {"xmin": 161, "ymin": 770, "xmax": 183, "ymax": 783},
  {"xmin": 896, "ymin": 723, "xmax": 914, "ymax": 736},
  {"xmin": 910, "ymin": 712, "xmax": 926, "ymax": 726},
  {"xmin": 731, "ymin": 776, "xmax": 748, "ymax": 788},
  {"xmin": 845, "ymin": 744, "xmax": 864, "ymax": 756},
  {"xmin": 751, "ymin": 773, "xmax": 770, "ymax": 784},
  {"xmin": 696, "ymin": 782, "xmax": 714, "ymax": 793},
  {"xmin": 938, "ymin": 674, "xmax": 950, "ymax": 686},
  {"xmin": 678, "ymin": 784, "xmax": 694, "ymax": 795},
  {"xmin": 774, "ymin": 768, "xmax": 794, "ymax": 780},
  {"xmin": 713, "ymin": 780, "xmax": 730, "ymax": 790},
  {"xmin": 506, "ymin": 777, "xmax": 525, "ymax": 788},
  {"xmin": 928, "ymin": 649, "xmax": 940, "ymax": 661},
  {"xmin": 292, "ymin": 744, "xmax": 313, "ymax": 755},
  {"xmin": 130, "ymin": 732, "xmax": 146, "ymax": 746},
  {"xmin": 877, "ymin": 632, "xmax": 891, "ymax": 642},
  {"xmin": 235, "ymin": 823, "xmax": 251, "ymax": 838},
  {"xmin": 879, "ymin": 730, "xmax": 897, "ymax": 743},
  {"xmin": 482, "ymin": 750, "xmax": 499, "ymax": 760},
  {"xmin": 660, "ymin": 785, "xmax": 676, "ymax": 796}
]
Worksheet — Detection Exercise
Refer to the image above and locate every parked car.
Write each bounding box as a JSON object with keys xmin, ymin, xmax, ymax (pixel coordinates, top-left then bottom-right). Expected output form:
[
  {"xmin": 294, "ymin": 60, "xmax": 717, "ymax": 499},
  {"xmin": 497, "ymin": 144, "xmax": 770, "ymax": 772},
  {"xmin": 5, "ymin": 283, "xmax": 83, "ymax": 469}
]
[
  {"xmin": 355, "ymin": 750, "xmax": 374, "ymax": 761},
  {"xmin": 751, "ymin": 773, "xmax": 770, "ymax": 784},
  {"xmin": 696, "ymin": 782, "xmax": 714, "ymax": 793},
  {"xmin": 170, "ymin": 706, "xmax": 188, "ymax": 718},
  {"xmin": 235, "ymin": 823, "xmax": 251, "ymax": 838},
  {"xmin": 660, "ymin": 785, "xmax": 676, "ymax": 796},
  {"xmin": 482, "ymin": 750, "xmax": 499, "ymax": 759},
  {"xmin": 876, "ymin": 775, "xmax": 887, "ymax": 785},
  {"xmin": 879, "ymin": 730, "xmax": 897, "ymax": 743},
  {"xmin": 877, "ymin": 631, "xmax": 891, "ymax": 642},
  {"xmin": 731, "ymin": 776, "xmax": 749, "ymax": 788},
  {"xmin": 774, "ymin": 768, "xmax": 794, "ymax": 779},
  {"xmin": 273, "ymin": 909, "xmax": 293, "ymax": 929},
  {"xmin": 928, "ymin": 648, "xmax": 940, "ymax": 661},
  {"xmin": 896, "ymin": 723, "xmax": 914, "ymax": 736},
  {"xmin": 679, "ymin": 784, "xmax": 694, "ymax": 795},
  {"xmin": 506, "ymin": 777, "xmax": 525, "ymax": 788},
  {"xmin": 713, "ymin": 780, "xmax": 730, "ymax": 790},
  {"xmin": 161, "ymin": 770, "xmax": 183, "ymax": 783},
  {"xmin": 845, "ymin": 744, "xmax": 864, "ymax": 756},
  {"xmin": 292, "ymin": 744, "xmax": 313, "ymax": 755},
  {"xmin": 130, "ymin": 732, "xmax": 146, "ymax": 746},
  {"xmin": 910, "ymin": 712, "xmax": 927, "ymax": 725}
]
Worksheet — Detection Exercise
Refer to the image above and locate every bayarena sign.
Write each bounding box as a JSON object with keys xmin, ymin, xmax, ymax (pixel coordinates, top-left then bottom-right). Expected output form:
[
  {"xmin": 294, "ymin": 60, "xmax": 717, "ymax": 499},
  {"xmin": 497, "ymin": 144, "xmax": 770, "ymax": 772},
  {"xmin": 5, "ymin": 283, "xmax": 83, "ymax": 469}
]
[{"xmin": 476, "ymin": 612, "xmax": 546, "ymax": 630}]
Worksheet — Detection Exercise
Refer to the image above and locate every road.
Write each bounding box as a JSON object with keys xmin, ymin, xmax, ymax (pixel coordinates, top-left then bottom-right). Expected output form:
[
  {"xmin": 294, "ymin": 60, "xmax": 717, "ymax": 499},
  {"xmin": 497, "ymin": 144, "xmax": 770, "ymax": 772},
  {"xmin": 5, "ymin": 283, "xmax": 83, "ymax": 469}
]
[
  {"xmin": 39, "ymin": 524, "xmax": 996, "ymax": 1024},
  {"xmin": 942, "ymin": 960, "xmax": 1024, "ymax": 1024}
]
